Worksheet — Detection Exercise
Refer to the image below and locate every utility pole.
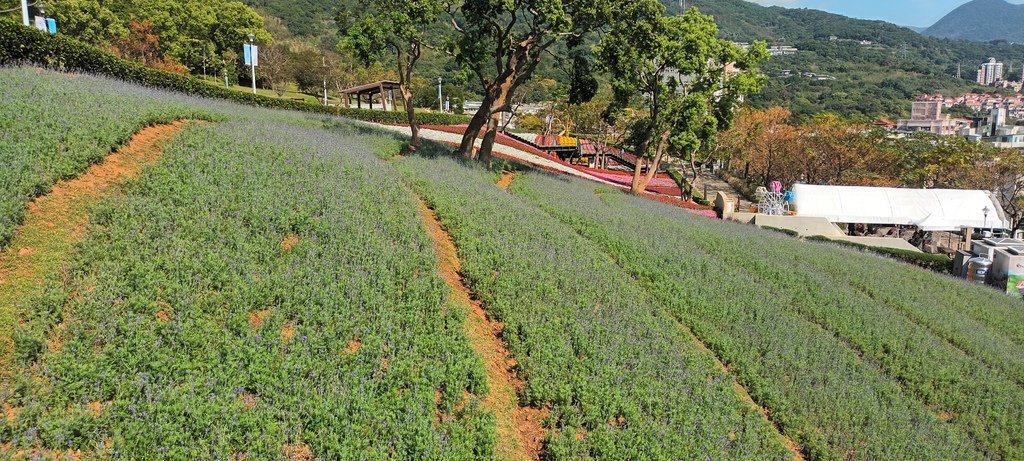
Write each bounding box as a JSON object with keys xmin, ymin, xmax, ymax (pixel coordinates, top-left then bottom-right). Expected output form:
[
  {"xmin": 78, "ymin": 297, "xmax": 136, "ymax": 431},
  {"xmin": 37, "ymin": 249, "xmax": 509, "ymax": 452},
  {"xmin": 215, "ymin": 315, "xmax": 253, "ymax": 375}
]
[
  {"xmin": 322, "ymin": 56, "xmax": 328, "ymax": 106},
  {"xmin": 21, "ymin": 0, "xmax": 29, "ymax": 26},
  {"xmin": 437, "ymin": 77, "xmax": 443, "ymax": 112}
]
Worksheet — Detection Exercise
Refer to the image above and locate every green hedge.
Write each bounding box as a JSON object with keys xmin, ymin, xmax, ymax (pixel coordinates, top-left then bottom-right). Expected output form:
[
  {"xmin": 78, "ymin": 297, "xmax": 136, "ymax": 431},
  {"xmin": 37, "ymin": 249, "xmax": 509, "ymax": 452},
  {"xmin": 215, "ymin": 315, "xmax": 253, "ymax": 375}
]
[
  {"xmin": 806, "ymin": 235, "xmax": 954, "ymax": 273},
  {"xmin": 0, "ymin": 19, "xmax": 469, "ymax": 126},
  {"xmin": 761, "ymin": 226, "xmax": 800, "ymax": 237}
]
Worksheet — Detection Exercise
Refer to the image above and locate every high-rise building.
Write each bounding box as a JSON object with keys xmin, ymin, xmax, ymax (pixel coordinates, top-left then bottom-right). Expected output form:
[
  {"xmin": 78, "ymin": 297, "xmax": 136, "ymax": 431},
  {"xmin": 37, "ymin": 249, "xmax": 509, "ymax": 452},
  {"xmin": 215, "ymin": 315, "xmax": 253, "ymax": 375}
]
[{"xmin": 977, "ymin": 58, "xmax": 1004, "ymax": 85}]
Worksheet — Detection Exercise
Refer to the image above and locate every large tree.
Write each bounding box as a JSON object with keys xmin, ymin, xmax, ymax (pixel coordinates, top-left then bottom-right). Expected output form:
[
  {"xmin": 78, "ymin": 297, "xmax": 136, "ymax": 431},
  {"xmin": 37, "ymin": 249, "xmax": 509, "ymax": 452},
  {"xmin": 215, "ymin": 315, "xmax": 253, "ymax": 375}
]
[
  {"xmin": 257, "ymin": 42, "xmax": 294, "ymax": 97},
  {"xmin": 443, "ymin": 0, "xmax": 614, "ymax": 164},
  {"xmin": 722, "ymin": 107, "xmax": 802, "ymax": 188},
  {"xmin": 48, "ymin": 0, "xmax": 270, "ymax": 72},
  {"xmin": 599, "ymin": 5, "xmax": 767, "ymax": 195},
  {"xmin": 47, "ymin": 0, "xmax": 126, "ymax": 45},
  {"xmin": 341, "ymin": 0, "xmax": 442, "ymax": 149}
]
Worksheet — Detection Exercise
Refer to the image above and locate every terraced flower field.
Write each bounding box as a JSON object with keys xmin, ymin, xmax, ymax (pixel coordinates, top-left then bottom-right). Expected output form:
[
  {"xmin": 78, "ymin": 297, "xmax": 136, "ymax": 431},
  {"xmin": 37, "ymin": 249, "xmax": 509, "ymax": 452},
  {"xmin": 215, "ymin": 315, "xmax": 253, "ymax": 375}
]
[
  {"xmin": 0, "ymin": 69, "xmax": 216, "ymax": 248},
  {"xmin": 2, "ymin": 67, "xmax": 1023, "ymax": 460},
  {"xmin": 510, "ymin": 172, "xmax": 1024, "ymax": 460}
]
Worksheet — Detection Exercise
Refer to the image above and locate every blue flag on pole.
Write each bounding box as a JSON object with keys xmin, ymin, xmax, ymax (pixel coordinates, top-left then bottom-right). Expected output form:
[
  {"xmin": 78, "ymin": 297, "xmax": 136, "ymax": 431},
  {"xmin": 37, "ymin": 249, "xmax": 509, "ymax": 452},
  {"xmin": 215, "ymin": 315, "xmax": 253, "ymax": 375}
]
[
  {"xmin": 45, "ymin": 18, "xmax": 56, "ymax": 35},
  {"xmin": 243, "ymin": 44, "xmax": 252, "ymax": 66}
]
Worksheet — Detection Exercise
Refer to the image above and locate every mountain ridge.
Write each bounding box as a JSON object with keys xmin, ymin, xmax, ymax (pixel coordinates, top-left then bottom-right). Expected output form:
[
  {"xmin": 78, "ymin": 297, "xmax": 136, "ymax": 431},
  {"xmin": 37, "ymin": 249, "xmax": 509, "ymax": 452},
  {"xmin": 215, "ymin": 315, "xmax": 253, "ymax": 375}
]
[{"xmin": 924, "ymin": 0, "xmax": 1024, "ymax": 43}]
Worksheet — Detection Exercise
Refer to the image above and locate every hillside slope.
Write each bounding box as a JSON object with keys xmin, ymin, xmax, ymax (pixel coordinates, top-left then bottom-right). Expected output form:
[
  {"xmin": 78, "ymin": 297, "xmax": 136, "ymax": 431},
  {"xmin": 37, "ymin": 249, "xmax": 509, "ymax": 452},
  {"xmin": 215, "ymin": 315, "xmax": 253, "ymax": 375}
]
[
  {"xmin": 4, "ymin": 68, "xmax": 1024, "ymax": 459},
  {"xmin": 924, "ymin": 0, "xmax": 1024, "ymax": 43},
  {"xmin": 242, "ymin": 0, "xmax": 351, "ymax": 36}
]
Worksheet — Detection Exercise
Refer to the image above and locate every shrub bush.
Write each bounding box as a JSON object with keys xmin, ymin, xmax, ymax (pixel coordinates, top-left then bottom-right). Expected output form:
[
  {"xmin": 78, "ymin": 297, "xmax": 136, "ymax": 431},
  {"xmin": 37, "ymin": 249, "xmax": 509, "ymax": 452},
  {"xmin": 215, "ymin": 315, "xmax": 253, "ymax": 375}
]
[
  {"xmin": 806, "ymin": 235, "xmax": 954, "ymax": 273},
  {"xmin": 0, "ymin": 19, "xmax": 469, "ymax": 126},
  {"xmin": 761, "ymin": 226, "xmax": 800, "ymax": 237}
]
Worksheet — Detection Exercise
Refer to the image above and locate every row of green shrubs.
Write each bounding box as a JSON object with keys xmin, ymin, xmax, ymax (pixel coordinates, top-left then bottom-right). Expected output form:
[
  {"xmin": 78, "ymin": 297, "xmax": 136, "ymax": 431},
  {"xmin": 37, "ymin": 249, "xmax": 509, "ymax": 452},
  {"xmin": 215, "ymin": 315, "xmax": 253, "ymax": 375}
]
[
  {"xmin": 805, "ymin": 235, "xmax": 954, "ymax": 273},
  {"xmin": 0, "ymin": 19, "xmax": 469, "ymax": 126}
]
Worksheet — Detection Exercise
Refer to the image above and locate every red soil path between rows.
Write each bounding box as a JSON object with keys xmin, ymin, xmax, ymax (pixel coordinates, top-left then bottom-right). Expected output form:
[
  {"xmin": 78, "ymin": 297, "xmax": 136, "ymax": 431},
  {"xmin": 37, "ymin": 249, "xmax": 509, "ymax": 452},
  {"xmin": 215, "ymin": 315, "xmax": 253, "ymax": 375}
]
[
  {"xmin": 0, "ymin": 120, "xmax": 191, "ymax": 380},
  {"xmin": 499, "ymin": 171, "xmax": 803, "ymax": 459},
  {"xmin": 675, "ymin": 317, "xmax": 806, "ymax": 460},
  {"xmin": 412, "ymin": 193, "xmax": 547, "ymax": 461},
  {"xmin": 496, "ymin": 171, "xmax": 517, "ymax": 191}
]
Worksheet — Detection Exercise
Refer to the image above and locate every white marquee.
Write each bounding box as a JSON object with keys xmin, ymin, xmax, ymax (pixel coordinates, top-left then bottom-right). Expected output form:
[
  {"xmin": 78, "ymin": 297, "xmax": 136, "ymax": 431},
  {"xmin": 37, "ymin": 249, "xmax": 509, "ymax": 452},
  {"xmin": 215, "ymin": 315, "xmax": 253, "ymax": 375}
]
[{"xmin": 792, "ymin": 184, "xmax": 1010, "ymax": 231}]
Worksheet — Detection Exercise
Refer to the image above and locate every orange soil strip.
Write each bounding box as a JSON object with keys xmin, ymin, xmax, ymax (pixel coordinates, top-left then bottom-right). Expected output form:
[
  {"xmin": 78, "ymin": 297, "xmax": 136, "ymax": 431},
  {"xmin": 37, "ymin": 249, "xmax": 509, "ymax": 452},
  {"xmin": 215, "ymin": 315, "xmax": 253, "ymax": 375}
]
[
  {"xmin": 282, "ymin": 442, "xmax": 313, "ymax": 461},
  {"xmin": 496, "ymin": 171, "xmax": 516, "ymax": 191},
  {"xmin": 674, "ymin": 319, "xmax": 806, "ymax": 460},
  {"xmin": 413, "ymin": 195, "xmax": 545, "ymax": 461},
  {"xmin": 248, "ymin": 309, "xmax": 272, "ymax": 329},
  {"xmin": 0, "ymin": 120, "xmax": 191, "ymax": 378}
]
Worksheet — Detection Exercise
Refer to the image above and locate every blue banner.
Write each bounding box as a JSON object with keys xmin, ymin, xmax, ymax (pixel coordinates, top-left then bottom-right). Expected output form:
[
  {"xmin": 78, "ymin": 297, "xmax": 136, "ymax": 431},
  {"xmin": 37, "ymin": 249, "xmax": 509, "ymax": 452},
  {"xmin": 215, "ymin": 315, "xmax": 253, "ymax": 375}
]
[
  {"xmin": 45, "ymin": 18, "xmax": 56, "ymax": 35},
  {"xmin": 243, "ymin": 44, "xmax": 252, "ymax": 66}
]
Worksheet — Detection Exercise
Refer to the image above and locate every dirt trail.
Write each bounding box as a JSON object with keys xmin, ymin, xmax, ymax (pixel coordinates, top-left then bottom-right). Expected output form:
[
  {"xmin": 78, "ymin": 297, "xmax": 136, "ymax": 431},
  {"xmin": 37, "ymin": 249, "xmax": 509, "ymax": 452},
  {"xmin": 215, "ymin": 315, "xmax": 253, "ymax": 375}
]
[
  {"xmin": 496, "ymin": 172, "xmax": 516, "ymax": 191},
  {"xmin": 510, "ymin": 178, "xmax": 802, "ymax": 459},
  {"xmin": 674, "ymin": 319, "xmax": 805, "ymax": 460},
  {"xmin": 413, "ymin": 195, "xmax": 546, "ymax": 461},
  {"xmin": 0, "ymin": 120, "xmax": 190, "ymax": 378}
]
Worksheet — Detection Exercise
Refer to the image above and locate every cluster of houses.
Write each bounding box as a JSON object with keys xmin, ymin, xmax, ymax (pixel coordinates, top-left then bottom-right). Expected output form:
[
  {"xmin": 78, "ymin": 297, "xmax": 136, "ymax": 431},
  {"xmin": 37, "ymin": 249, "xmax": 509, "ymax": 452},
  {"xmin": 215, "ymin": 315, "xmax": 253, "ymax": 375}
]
[
  {"xmin": 916, "ymin": 92, "xmax": 1024, "ymax": 117},
  {"xmin": 890, "ymin": 93, "xmax": 1024, "ymax": 149},
  {"xmin": 775, "ymin": 70, "xmax": 836, "ymax": 81}
]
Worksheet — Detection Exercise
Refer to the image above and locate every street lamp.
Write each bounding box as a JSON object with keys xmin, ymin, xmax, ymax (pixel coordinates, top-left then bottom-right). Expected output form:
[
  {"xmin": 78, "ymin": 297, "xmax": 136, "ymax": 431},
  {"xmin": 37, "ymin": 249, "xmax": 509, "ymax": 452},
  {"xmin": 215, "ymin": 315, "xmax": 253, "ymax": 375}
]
[
  {"xmin": 983, "ymin": 206, "xmax": 991, "ymax": 236},
  {"xmin": 437, "ymin": 77, "xmax": 443, "ymax": 112},
  {"xmin": 247, "ymin": 33, "xmax": 256, "ymax": 95}
]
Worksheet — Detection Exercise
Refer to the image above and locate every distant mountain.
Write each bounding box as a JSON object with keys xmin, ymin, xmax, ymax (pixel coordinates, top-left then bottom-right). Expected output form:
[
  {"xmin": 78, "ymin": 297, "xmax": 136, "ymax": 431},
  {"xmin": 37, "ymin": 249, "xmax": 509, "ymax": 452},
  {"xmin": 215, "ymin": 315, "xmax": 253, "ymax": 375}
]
[{"xmin": 923, "ymin": 0, "xmax": 1024, "ymax": 42}]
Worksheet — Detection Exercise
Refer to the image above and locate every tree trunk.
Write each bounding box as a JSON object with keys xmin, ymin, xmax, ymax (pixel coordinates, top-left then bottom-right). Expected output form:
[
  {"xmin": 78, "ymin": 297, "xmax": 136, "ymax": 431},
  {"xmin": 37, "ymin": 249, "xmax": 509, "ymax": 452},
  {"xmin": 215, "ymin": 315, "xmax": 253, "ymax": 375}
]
[
  {"xmin": 458, "ymin": 98, "xmax": 492, "ymax": 158},
  {"xmin": 682, "ymin": 181, "xmax": 693, "ymax": 201},
  {"xmin": 402, "ymin": 86, "xmax": 419, "ymax": 150},
  {"xmin": 629, "ymin": 135, "xmax": 654, "ymax": 194},
  {"xmin": 631, "ymin": 157, "xmax": 645, "ymax": 193},
  {"xmin": 475, "ymin": 75, "xmax": 517, "ymax": 161},
  {"xmin": 633, "ymin": 130, "xmax": 671, "ymax": 194},
  {"xmin": 478, "ymin": 113, "xmax": 500, "ymax": 167}
]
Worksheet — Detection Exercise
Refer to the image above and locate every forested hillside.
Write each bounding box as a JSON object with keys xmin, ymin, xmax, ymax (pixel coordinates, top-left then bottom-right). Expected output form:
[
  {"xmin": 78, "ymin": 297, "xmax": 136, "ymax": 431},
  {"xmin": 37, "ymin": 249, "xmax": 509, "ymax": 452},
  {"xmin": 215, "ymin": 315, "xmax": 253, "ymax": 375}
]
[
  {"xmin": 237, "ymin": 0, "xmax": 1024, "ymax": 118},
  {"xmin": 7, "ymin": 0, "xmax": 1022, "ymax": 117},
  {"xmin": 673, "ymin": 0, "xmax": 1024, "ymax": 117},
  {"xmin": 243, "ymin": 0, "xmax": 352, "ymax": 37}
]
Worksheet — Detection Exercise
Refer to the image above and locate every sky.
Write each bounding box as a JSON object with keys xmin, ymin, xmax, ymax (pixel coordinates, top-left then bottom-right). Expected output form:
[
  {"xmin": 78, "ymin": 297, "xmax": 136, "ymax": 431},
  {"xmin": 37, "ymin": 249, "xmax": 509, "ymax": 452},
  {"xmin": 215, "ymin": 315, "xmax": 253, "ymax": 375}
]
[{"xmin": 746, "ymin": 0, "xmax": 1024, "ymax": 28}]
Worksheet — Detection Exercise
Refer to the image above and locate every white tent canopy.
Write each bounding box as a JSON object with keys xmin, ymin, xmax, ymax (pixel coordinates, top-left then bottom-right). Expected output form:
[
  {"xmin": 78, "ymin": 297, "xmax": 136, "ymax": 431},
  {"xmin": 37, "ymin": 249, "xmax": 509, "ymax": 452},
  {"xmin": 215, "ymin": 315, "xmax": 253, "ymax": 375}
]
[{"xmin": 791, "ymin": 184, "xmax": 1010, "ymax": 231}]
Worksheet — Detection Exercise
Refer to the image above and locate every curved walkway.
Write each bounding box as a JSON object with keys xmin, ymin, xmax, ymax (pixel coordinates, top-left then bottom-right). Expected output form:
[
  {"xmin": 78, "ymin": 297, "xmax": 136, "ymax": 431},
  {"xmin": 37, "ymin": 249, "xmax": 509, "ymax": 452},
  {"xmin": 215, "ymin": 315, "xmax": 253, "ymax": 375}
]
[{"xmin": 371, "ymin": 124, "xmax": 620, "ymax": 187}]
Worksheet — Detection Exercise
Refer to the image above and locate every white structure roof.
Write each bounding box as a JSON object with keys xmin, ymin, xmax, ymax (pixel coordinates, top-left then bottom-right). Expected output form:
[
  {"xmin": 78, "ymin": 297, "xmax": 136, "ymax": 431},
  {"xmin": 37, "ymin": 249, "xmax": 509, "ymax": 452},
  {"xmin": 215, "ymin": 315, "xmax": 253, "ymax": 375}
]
[{"xmin": 792, "ymin": 184, "xmax": 1010, "ymax": 231}]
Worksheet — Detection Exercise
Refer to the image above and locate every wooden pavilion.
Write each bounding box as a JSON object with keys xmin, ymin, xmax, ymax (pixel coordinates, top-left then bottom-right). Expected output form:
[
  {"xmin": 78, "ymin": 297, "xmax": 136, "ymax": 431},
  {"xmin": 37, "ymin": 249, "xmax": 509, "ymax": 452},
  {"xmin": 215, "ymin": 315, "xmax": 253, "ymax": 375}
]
[{"xmin": 340, "ymin": 80, "xmax": 402, "ymax": 111}]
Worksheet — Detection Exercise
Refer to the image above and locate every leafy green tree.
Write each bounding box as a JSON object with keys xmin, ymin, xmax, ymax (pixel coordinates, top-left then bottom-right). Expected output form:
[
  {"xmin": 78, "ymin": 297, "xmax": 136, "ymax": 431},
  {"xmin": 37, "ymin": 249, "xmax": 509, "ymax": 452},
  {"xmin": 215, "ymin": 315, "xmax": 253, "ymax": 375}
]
[
  {"xmin": 208, "ymin": 1, "xmax": 271, "ymax": 62},
  {"xmin": 48, "ymin": 0, "xmax": 270, "ymax": 73},
  {"xmin": 257, "ymin": 41, "xmax": 295, "ymax": 97},
  {"xmin": 290, "ymin": 43, "xmax": 327, "ymax": 94},
  {"xmin": 48, "ymin": 0, "xmax": 126, "ymax": 45},
  {"xmin": 341, "ymin": 0, "xmax": 442, "ymax": 149},
  {"xmin": 443, "ymin": 0, "xmax": 614, "ymax": 164},
  {"xmin": 599, "ymin": 5, "xmax": 767, "ymax": 194}
]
